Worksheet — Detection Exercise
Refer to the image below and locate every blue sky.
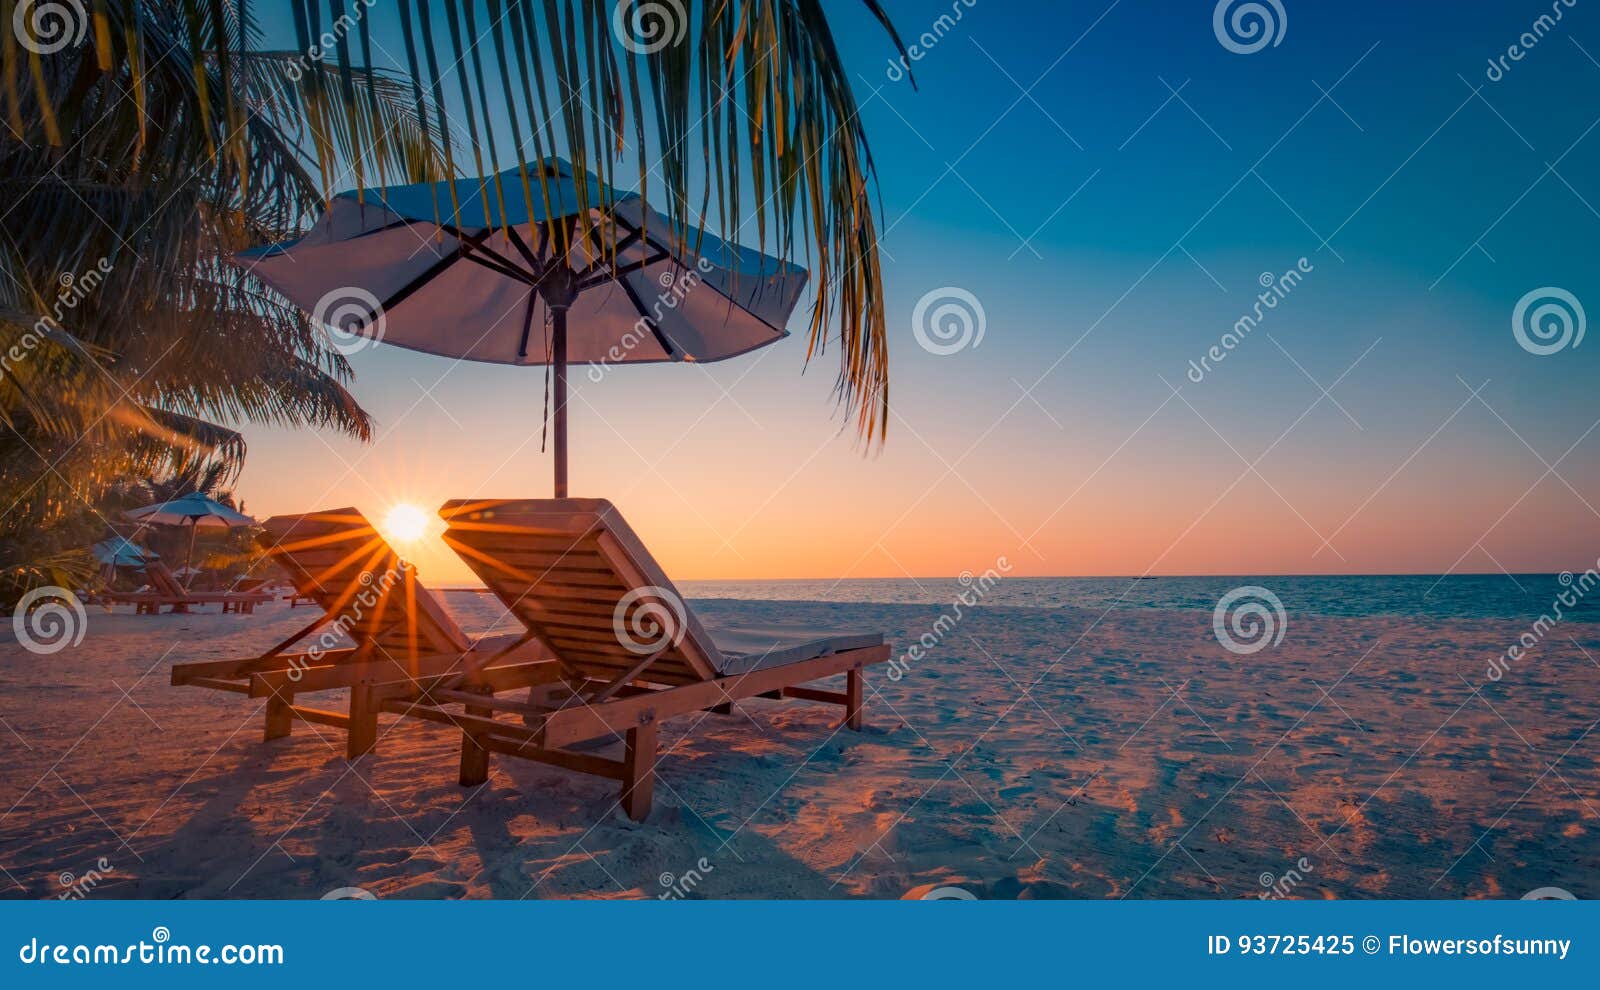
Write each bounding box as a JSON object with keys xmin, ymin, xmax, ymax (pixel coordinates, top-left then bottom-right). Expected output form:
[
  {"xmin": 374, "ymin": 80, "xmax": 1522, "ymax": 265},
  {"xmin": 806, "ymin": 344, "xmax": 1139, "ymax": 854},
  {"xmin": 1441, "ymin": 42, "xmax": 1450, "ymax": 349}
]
[{"xmin": 240, "ymin": 1, "xmax": 1600, "ymax": 580}]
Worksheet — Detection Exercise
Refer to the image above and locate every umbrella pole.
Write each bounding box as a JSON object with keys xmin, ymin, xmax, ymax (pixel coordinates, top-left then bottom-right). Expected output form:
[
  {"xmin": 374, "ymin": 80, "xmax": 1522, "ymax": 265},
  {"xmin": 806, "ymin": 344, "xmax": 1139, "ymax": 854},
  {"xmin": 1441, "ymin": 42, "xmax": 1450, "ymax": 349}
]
[
  {"xmin": 538, "ymin": 255, "xmax": 578, "ymax": 499},
  {"xmin": 182, "ymin": 521, "xmax": 197, "ymax": 592},
  {"xmin": 553, "ymin": 306, "xmax": 569, "ymax": 498}
]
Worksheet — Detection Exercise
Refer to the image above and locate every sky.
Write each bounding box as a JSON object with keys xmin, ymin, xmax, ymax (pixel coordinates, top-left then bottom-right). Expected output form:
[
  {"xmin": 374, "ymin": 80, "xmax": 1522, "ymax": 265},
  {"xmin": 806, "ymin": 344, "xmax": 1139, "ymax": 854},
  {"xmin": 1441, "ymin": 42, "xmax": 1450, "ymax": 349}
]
[{"xmin": 236, "ymin": 1, "xmax": 1600, "ymax": 583}]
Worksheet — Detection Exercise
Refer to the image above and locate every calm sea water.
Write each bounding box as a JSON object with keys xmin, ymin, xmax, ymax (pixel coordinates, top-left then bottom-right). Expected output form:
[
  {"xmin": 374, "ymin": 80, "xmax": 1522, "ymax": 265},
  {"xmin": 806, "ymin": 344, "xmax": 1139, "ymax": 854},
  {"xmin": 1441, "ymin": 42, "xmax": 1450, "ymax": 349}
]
[{"xmin": 671, "ymin": 574, "xmax": 1600, "ymax": 623}]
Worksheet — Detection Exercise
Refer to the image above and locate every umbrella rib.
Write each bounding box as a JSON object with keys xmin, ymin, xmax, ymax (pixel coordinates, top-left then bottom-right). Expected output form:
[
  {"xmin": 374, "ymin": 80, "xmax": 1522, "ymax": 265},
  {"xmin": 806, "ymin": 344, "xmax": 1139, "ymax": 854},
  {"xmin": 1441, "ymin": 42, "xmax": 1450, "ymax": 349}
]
[
  {"xmin": 380, "ymin": 245, "xmax": 471, "ymax": 314},
  {"xmin": 438, "ymin": 224, "xmax": 537, "ymax": 283},
  {"xmin": 615, "ymin": 275, "xmax": 678, "ymax": 359},
  {"xmin": 461, "ymin": 253, "xmax": 536, "ymax": 282},
  {"xmin": 515, "ymin": 290, "xmax": 538, "ymax": 360},
  {"xmin": 503, "ymin": 225, "xmax": 545, "ymax": 274},
  {"xmin": 347, "ymin": 217, "xmax": 420, "ymax": 240},
  {"xmin": 574, "ymin": 228, "xmax": 641, "ymax": 281},
  {"xmin": 577, "ymin": 249, "xmax": 672, "ymax": 290}
]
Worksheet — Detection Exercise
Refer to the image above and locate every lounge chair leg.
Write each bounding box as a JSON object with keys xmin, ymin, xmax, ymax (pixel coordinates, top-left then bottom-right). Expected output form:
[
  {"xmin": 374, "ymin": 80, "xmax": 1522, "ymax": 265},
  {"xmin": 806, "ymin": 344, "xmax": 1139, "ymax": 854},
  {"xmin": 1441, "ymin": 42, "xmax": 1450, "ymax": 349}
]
[
  {"xmin": 263, "ymin": 695, "xmax": 293, "ymax": 741},
  {"xmin": 346, "ymin": 688, "xmax": 377, "ymax": 759},
  {"xmin": 458, "ymin": 690, "xmax": 492, "ymax": 786},
  {"xmin": 845, "ymin": 668, "xmax": 865, "ymax": 731},
  {"xmin": 459, "ymin": 733, "xmax": 489, "ymax": 786},
  {"xmin": 622, "ymin": 719, "xmax": 657, "ymax": 821}
]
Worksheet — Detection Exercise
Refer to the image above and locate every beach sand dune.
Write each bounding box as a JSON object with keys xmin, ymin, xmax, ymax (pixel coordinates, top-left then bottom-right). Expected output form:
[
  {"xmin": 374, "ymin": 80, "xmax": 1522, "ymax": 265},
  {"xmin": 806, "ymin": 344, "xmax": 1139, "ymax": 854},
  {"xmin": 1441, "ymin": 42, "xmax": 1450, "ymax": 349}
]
[{"xmin": 1, "ymin": 596, "xmax": 1595, "ymax": 900}]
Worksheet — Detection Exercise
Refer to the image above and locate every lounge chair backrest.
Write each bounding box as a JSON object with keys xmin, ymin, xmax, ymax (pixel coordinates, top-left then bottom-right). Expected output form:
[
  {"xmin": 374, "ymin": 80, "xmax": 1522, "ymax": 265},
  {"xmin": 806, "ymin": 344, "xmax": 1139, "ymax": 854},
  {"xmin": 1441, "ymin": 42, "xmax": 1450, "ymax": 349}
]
[
  {"xmin": 260, "ymin": 508, "xmax": 471, "ymax": 658},
  {"xmin": 440, "ymin": 498, "xmax": 720, "ymax": 686},
  {"xmin": 144, "ymin": 560, "xmax": 188, "ymax": 597}
]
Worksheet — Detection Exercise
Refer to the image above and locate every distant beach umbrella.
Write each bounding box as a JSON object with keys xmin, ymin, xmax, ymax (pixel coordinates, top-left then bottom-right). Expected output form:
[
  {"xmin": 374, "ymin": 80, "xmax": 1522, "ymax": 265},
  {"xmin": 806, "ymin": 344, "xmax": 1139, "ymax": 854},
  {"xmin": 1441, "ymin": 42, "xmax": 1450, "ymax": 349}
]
[
  {"xmin": 125, "ymin": 492, "xmax": 255, "ymax": 589},
  {"xmin": 236, "ymin": 158, "xmax": 808, "ymax": 496},
  {"xmin": 91, "ymin": 537, "xmax": 158, "ymax": 568}
]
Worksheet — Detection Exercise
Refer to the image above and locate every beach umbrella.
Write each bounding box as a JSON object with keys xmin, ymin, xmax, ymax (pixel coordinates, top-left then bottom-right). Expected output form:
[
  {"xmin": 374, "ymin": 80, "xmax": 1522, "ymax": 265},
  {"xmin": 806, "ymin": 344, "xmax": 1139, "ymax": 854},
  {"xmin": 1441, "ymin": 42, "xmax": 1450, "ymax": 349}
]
[
  {"xmin": 91, "ymin": 536, "xmax": 159, "ymax": 587},
  {"xmin": 125, "ymin": 492, "xmax": 255, "ymax": 589},
  {"xmin": 91, "ymin": 537, "xmax": 159, "ymax": 568},
  {"xmin": 236, "ymin": 158, "xmax": 808, "ymax": 496}
]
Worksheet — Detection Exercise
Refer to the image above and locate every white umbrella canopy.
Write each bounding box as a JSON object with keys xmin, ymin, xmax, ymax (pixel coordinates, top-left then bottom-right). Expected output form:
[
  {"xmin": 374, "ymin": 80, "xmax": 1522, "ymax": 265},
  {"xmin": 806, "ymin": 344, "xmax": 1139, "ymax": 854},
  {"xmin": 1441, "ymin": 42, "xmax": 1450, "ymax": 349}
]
[{"xmin": 236, "ymin": 157, "xmax": 810, "ymax": 495}]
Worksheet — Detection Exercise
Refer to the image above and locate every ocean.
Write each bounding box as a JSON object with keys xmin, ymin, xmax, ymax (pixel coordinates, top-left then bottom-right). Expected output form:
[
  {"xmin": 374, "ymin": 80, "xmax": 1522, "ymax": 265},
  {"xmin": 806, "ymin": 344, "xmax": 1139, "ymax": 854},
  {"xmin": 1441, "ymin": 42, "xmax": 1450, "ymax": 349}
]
[{"xmin": 671, "ymin": 573, "xmax": 1600, "ymax": 623}]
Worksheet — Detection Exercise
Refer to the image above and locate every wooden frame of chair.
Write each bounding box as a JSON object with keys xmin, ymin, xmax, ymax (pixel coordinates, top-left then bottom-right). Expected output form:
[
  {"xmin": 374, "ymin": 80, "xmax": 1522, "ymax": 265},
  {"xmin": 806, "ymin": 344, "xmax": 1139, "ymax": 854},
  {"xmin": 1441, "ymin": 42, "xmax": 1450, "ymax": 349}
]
[
  {"xmin": 367, "ymin": 644, "xmax": 882, "ymax": 819},
  {"xmin": 170, "ymin": 508, "xmax": 553, "ymax": 757},
  {"xmin": 105, "ymin": 560, "xmax": 274, "ymax": 615},
  {"xmin": 368, "ymin": 498, "xmax": 890, "ymax": 820}
]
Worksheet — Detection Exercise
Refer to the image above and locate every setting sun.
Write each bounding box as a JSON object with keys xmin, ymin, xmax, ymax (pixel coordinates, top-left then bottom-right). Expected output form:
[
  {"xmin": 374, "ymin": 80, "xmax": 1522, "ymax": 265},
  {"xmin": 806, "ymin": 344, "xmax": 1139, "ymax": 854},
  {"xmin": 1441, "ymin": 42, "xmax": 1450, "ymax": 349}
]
[{"xmin": 382, "ymin": 503, "xmax": 430, "ymax": 544}]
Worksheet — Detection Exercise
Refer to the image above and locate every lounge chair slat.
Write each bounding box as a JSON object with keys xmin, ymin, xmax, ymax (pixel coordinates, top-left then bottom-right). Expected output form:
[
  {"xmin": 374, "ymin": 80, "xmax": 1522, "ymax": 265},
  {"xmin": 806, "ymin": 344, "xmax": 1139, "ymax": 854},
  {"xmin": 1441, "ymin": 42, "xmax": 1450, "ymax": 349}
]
[
  {"xmin": 286, "ymin": 705, "xmax": 350, "ymax": 728},
  {"xmin": 425, "ymin": 498, "xmax": 890, "ymax": 818},
  {"xmin": 184, "ymin": 676, "xmax": 252, "ymax": 694},
  {"xmin": 174, "ymin": 507, "xmax": 556, "ymax": 759},
  {"xmin": 483, "ymin": 581, "xmax": 629, "ymax": 605},
  {"xmin": 478, "ymin": 549, "xmax": 612, "ymax": 569}
]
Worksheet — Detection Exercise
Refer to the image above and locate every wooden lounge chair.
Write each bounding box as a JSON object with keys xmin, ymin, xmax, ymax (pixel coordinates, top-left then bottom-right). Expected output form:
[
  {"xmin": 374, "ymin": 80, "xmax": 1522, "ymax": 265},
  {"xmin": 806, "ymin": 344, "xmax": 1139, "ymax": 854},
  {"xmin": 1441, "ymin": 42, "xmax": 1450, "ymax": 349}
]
[
  {"xmin": 365, "ymin": 498, "xmax": 889, "ymax": 820},
  {"xmin": 104, "ymin": 560, "xmax": 273, "ymax": 614},
  {"xmin": 170, "ymin": 508, "xmax": 553, "ymax": 756}
]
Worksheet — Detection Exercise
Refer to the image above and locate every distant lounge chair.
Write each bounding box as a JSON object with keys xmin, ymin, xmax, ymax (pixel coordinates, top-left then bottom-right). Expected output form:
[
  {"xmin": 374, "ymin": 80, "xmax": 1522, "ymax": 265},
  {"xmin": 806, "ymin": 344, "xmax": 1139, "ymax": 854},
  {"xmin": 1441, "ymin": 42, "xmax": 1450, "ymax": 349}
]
[
  {"xmin": 170, "ymin": 508, "xmax": 552, "ymax": 756},
  {"xmin": 103, "ymin": 560, "xmax": 273, "ymax": 614},
  {"xmin": 229, "ymin": 576, "xmax": 271, "ymax": 595},
  {"xmin": 369, "ymin": 499, "xmax": 889, "ymax": 820}
]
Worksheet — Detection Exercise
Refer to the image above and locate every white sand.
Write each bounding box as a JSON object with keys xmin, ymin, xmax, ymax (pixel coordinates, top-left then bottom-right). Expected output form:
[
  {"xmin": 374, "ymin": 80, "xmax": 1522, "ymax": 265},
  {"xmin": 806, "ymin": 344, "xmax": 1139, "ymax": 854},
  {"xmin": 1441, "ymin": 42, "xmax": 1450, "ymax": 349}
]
[{"xmin": 1, "ymin": 595, "xmax": 1595, "ymax": 899}]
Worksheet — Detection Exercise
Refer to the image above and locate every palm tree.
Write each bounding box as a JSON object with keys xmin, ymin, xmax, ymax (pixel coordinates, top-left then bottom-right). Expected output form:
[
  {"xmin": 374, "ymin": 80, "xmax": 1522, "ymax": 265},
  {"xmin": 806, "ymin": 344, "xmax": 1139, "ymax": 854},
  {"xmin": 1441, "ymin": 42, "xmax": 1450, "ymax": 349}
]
[
  {"xmin": 1, "ymin": 2, "xmax": 445, "ymax": 594},
  {"xmin": 1, "ymin": 1, "xmax": 904, "ymax": 600},
  {"xmin": 104, "ymin": 460, "xmax": 242, "ymax": 516}
]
